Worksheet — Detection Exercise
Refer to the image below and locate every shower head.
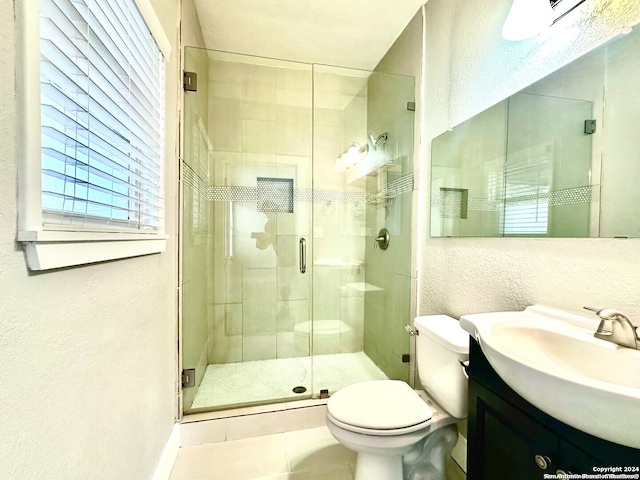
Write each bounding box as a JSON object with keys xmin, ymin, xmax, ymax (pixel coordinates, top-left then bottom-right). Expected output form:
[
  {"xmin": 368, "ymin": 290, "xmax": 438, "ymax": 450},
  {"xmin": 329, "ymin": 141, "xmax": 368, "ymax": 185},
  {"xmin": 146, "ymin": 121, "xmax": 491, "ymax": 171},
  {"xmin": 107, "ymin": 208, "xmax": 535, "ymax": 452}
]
[{"xmin": 369, "ymin": 132, "xmax": 388, "ymax": 150}]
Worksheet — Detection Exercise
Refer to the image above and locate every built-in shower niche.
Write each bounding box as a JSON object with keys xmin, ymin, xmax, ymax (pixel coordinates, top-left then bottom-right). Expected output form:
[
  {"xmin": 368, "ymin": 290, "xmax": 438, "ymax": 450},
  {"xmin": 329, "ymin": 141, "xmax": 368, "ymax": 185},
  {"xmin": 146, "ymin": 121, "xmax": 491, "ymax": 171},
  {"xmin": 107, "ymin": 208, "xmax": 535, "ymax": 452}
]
[{"xmin": 256, "ymin": 177, "xmax": 294, "ymax": 214}]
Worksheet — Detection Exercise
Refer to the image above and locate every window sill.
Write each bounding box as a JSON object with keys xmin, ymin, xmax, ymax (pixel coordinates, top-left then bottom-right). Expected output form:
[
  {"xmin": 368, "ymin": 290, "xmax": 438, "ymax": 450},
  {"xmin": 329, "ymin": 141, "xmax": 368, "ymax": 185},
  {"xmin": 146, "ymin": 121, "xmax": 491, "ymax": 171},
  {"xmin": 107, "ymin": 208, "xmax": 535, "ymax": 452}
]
[{"xmin": 18, "ymin": 231, "xmax": 168, "ymax": 270}]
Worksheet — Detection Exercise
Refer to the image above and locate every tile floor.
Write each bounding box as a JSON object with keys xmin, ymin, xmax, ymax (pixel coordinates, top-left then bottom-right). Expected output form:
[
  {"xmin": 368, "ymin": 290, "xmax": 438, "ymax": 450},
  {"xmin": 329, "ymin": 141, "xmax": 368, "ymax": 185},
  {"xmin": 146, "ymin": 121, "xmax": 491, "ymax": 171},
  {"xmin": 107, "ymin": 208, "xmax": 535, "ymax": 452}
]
[
  {"xmin": 169, "ymin": 426, "xmax": 466, "ymax": 480},
  {"xmin": 191, "ymin": 352, "xmax": 388, "ymax": 410}
]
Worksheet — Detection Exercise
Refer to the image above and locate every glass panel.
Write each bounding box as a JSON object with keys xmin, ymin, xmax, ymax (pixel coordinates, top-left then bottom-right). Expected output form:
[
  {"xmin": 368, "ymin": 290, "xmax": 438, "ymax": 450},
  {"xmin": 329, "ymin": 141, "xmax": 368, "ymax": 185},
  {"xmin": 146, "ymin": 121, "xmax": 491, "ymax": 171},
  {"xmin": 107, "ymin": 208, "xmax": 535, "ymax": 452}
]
[
  {"xmin": 429, "ymin": 14, "xmax": 640, "ymax": 239},
  {"xmin": 182, "ymin": 48, "xmax": 313, "ymax": 413},
  {"xmin": 311, "ymin": 65, "xmax": 415, "ymax": 395},
  {"xmin": 505, "ymin": 93, "xmax": 593, "ymax": 237},
  {"xmin": 431, "ymin": 101, "xmax": 508, "ymax": 237},
  {"xmin": 182, "ymin": 49, "xmax": 416, "ymax": 414},
  {"xmin": 430, "ymin": 92, "xmax": 593, "ymax": 238}
]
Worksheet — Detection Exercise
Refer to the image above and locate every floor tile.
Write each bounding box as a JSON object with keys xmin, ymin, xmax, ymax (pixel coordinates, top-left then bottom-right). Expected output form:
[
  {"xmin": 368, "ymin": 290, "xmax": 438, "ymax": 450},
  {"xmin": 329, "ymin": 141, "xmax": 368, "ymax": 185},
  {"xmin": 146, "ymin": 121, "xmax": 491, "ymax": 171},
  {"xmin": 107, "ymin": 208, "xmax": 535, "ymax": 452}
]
[
  {"xmin": 253, "ymin": 464, "xmax": 353, "ymax": 479},
  {"xmin": 446, "ymin": 456, "xmax": 466, "ymax": 480},
  {"xmin": 170, "ymin": 433, "xmax": 288, "ymax": 480},
  {"xmin": 169, "ymin": 424, "xmax": 465, "ymax": 480},
  {"xmin": 284, "ymin": 426, "xmax": 356, "ymax": 473}
]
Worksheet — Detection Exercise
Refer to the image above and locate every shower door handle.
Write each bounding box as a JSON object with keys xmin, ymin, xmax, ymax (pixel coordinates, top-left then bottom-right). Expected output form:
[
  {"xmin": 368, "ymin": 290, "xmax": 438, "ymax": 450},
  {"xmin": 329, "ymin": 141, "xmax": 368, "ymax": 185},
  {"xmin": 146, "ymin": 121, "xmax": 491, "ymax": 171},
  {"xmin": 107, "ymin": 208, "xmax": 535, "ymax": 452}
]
[{"xmin": 299, "ymin": 237, "xmax": 307, "ymax": 274}]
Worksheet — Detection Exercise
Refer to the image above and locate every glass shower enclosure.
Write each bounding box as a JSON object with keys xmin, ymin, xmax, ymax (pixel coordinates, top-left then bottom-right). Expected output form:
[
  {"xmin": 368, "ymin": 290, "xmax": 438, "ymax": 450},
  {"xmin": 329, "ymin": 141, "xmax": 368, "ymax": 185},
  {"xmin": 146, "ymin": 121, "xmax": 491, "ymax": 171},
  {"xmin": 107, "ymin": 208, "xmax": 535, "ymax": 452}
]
[{"xmin": 181, "ymin": 47, "xmax": 415, "ymax": 414}]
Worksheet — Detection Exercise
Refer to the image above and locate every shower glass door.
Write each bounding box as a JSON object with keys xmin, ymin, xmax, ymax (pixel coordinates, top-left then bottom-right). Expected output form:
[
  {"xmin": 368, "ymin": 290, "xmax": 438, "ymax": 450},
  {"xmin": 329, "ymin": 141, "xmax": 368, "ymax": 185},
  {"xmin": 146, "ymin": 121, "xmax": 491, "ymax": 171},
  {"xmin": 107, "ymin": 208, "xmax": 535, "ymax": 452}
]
[
  {"xmin": 181, "ymin": 48, "xmax": 313, "ymax": 413},
  {"xmin": 181, "ymin": 48, "xmax": 416, "ymax": 415},
  {"xmin": 310, "ymin": 65, "xmax": 416, "ymax": 396}
]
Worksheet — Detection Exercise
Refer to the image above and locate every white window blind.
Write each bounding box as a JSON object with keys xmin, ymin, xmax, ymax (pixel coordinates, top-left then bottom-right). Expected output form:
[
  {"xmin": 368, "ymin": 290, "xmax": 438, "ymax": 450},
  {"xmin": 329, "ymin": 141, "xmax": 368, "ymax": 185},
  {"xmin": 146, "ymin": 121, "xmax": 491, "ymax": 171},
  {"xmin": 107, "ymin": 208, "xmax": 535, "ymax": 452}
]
[
  {"xmin": 503, "ymin": 155, "xmax": 552, "ymax": 235},
  {"xmin": 39, "ymin": 0, "xmax": 165, "ymax": 232}
]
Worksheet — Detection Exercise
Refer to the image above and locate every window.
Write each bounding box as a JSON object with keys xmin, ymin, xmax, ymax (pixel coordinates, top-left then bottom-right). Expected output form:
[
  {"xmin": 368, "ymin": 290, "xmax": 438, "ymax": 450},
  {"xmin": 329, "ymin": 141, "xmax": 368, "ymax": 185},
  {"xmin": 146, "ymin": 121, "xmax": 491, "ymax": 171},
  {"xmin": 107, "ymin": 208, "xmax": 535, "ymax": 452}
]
[
  {"xmin": 17, "ymin": 0, "xmax": 171, "ymax": 270},
  {"xmin": 502, "ymin": 154, "xmax": 552, "ymax": 236}
]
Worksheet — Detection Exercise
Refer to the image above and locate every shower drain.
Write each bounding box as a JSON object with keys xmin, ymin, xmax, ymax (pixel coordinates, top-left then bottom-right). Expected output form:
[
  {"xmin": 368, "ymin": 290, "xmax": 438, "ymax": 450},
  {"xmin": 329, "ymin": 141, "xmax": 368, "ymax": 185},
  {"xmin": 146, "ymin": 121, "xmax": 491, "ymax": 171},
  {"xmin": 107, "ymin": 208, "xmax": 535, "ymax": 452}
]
[{"xmin": 292, "ymin": 386, "xmax": 307, "ymax": 394}]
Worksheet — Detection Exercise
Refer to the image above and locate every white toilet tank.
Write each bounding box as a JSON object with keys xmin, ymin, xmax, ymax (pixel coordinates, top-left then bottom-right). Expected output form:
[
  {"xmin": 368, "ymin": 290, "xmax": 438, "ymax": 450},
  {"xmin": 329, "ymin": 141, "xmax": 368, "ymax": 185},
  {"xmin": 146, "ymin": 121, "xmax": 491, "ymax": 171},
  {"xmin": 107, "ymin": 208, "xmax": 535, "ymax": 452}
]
[{"xmin": 414, "ymin": 315, "xmax": 470, "ymax": 419}]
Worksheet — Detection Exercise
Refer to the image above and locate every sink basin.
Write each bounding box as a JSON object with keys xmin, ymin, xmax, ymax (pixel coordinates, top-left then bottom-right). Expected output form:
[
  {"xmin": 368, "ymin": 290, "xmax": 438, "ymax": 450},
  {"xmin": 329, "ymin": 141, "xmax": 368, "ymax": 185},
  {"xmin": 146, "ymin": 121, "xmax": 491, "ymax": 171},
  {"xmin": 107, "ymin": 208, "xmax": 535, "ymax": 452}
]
[{"xmin": 461, "ymin": 305, "xmax": 640, "ymax": 449}]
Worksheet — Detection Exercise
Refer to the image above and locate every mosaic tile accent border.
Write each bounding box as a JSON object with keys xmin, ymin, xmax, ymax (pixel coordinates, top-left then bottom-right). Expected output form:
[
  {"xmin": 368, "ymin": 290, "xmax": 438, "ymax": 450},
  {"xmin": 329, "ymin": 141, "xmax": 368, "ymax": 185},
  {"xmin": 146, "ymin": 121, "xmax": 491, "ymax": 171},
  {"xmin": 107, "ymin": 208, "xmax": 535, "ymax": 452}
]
[
  {"xmin": 432, "ymin": 185, "xmax": 594, "ymax": 217},
  {"xmin": 208, "ymin": 186, "xmax": 256, "ymax": 202},
  {"xmin": 468, "ymin": 197, "xmax": 503, "ymax": 212},
  {"xmin": 183, "ymin": 161, "xmax": 415, "ymax": 206},
  {"xmin": 207, "ymin": 186, "xmax": 367, "ymax": 204},
  {"xmin": 547, "ymin": 185, "xmax": 593, "ymax": 206},
  {"xmin": 295, "ymin": 189, "xmax": 366, "ymax": 204}
]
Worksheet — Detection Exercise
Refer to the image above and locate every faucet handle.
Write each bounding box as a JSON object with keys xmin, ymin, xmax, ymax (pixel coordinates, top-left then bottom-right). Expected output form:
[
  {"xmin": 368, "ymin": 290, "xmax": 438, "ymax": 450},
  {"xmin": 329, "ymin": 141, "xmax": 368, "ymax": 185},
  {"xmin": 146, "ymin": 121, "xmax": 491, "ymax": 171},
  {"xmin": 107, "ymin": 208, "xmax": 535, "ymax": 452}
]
[
  {"xmin": 585, "ymin": 306, "xmax": 639, "ymax": 349},
  {"xmin": 584, "ymin": 307, "xmax": 626, "ymax": 336}
]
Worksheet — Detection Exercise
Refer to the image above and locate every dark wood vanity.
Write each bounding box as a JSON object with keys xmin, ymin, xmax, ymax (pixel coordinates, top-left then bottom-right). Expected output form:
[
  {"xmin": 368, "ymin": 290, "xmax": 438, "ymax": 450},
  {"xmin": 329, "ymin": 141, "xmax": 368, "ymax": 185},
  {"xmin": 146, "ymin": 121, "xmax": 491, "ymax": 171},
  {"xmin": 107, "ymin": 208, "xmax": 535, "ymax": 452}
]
[{"xmin": 467, "ymin": 339, "xmax": 639, "ymax": 479}]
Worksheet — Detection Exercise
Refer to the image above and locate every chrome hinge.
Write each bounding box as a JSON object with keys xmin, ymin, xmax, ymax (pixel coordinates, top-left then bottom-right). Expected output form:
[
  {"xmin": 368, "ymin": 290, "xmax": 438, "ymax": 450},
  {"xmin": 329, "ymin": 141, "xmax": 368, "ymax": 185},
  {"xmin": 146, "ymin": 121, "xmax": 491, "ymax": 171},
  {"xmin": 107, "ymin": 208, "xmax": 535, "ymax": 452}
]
[
  {"xmin": 181, "ymin": 368, "xmax": 195, "ymax": 388},
  {"xmin": 183, "ymin": 71, "xmax": 198, "ymax": 92}
]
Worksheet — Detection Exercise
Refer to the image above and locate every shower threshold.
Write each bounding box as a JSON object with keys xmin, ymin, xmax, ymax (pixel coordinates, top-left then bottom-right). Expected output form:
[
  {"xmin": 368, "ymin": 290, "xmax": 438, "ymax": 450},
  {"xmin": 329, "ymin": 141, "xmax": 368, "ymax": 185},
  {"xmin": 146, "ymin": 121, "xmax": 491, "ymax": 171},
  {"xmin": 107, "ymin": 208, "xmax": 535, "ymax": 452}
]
[{"xmin": 189, "ymin": 351, "xmax": 387, "ymax": 411}]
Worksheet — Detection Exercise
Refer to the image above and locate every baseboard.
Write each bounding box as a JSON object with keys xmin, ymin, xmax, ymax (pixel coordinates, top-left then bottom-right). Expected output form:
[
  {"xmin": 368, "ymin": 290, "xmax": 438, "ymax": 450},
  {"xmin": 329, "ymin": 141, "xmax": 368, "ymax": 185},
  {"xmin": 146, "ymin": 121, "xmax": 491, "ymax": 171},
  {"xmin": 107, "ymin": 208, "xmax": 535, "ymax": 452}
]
[
  {"xmin": 181, "ymin": 404, "xmax": 327, "ymax": 446},
  {"xmin": 451, "ymin": 432, "xmax": 467, "ymax": 472},
  {"xmin": 152, "ymin": 423, "xmax": 181, "ymax": 480}
]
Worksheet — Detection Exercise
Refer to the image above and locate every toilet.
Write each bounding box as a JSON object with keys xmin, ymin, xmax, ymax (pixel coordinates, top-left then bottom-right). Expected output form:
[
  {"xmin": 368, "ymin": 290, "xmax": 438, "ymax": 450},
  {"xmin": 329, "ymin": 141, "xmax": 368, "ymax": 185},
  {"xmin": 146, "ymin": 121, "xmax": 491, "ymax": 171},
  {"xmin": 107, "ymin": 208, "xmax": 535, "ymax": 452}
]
[{"xmin": 326, "ymin": 315, "xmax": 469, "ymax": 480}]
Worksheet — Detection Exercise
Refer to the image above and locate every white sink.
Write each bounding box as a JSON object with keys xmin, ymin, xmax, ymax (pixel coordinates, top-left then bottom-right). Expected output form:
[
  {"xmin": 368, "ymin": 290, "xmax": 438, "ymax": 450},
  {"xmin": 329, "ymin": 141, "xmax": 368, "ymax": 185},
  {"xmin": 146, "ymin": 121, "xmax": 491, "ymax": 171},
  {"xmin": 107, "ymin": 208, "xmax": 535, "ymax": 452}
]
[{"xmin": 460, "ymin": 305, "xmax": 640, "ymax": 449}]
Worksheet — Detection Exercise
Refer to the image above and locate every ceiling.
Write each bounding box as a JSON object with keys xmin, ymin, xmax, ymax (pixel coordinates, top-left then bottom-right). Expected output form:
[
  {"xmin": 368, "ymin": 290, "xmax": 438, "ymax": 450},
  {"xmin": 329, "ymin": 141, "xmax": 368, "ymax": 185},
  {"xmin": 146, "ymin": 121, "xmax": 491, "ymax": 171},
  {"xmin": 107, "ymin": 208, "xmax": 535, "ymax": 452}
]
[{"xmin": 193, "ymin": 0, "xmax": 426, "ymax": 71}]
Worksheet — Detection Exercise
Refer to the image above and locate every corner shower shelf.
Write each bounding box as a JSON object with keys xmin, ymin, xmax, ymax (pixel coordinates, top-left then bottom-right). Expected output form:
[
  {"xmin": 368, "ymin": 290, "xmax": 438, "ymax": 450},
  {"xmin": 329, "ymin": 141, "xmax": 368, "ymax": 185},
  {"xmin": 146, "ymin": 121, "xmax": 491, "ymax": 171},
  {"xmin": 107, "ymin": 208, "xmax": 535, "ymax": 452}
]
[{"xmin": 346, "ymin": 282, "xmax": 384, "ymax": 292}]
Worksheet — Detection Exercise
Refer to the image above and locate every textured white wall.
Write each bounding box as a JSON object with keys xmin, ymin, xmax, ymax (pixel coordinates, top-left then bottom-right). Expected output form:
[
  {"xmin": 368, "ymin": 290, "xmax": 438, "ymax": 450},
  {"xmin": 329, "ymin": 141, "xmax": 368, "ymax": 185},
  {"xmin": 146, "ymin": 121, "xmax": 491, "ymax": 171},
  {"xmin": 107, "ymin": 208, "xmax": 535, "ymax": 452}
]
[
  {"xmin": 419, "ymin": 0, "xmax": 640, "ymax": 320},
  {"xmin": 0, "ymin": 0, "xmax": 180, "ymax": 478}
]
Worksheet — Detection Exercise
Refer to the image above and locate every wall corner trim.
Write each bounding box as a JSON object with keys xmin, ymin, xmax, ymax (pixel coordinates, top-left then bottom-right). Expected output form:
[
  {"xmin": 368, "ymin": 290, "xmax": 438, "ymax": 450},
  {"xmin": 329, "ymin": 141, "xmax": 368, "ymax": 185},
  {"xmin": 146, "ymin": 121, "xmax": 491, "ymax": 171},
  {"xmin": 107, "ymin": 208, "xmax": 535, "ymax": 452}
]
[{"xmin": 152, "ymin": 423, "xmax": 181, "ymax": 480}]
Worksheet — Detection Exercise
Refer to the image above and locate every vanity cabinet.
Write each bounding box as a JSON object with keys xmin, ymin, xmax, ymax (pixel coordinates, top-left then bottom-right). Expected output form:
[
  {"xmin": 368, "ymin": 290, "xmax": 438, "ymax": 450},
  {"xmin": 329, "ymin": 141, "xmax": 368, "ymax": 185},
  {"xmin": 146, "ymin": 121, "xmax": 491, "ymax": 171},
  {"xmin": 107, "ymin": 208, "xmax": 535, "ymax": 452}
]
[{"xmin": 467, "ymin": 339, "xmax": 639, "ymax": 479}]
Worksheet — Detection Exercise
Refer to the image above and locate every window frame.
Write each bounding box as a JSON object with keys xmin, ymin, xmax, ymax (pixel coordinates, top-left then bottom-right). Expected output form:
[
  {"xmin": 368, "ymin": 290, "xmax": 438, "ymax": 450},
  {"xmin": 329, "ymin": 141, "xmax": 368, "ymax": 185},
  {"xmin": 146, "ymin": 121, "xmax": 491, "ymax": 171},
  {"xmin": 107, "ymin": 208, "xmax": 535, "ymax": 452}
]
[{"xmin": 16, "ymin": 0, "xmax": 171, "ymax": 270}]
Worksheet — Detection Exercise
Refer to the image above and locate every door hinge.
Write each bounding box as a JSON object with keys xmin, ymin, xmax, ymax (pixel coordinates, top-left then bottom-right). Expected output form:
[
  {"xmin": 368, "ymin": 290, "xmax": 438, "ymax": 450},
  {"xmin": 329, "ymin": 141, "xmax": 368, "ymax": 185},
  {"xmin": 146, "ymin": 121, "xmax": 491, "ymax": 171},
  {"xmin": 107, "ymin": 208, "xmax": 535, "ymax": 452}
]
[
  {"xmin": 584, "ymin": 119, "xmax": 596, "ymax": 134},
  {"xmin": 182, "ymin": 368, "xmax": 195, "ymax": 388},
  {"xmin": 183, "ymin": 71, "xmax": 197, "ymax": 92},
  {"xmin": 407, "ymin": 101, "xmax": 416, "ymax": 111}
]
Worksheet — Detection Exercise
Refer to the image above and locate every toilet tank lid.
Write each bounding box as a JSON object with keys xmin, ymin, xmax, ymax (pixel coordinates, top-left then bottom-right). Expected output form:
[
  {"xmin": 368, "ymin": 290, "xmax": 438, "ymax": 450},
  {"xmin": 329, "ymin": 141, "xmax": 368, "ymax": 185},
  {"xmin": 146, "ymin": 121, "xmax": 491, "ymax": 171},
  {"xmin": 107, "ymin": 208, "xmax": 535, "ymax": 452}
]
[{"xmin": 414, "ymin": 315, "xmax": 469, "ymax": 354}]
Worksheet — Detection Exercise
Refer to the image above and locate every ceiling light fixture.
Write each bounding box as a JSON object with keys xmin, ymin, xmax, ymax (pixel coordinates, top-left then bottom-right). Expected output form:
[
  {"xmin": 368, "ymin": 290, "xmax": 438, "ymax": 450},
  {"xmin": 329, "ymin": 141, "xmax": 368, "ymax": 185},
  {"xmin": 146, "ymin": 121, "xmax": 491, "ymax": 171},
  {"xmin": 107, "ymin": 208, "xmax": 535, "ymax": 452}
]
[
  {"xmin": 333, "ymin": 142, "xmax": 369, "ymax": 171},
  {"xmin": 502, "ymin": 0, "xmax": 554, "ymax": 41}
]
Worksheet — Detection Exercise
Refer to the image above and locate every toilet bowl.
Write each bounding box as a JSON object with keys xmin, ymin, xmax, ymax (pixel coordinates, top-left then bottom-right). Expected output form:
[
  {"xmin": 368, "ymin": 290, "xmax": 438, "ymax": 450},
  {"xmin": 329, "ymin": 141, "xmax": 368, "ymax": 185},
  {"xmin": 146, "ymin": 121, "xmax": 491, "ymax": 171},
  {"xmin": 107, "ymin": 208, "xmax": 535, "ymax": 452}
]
[{"xmin": 326, "ymin": 315, "xmax": 469, "ymax": 480}]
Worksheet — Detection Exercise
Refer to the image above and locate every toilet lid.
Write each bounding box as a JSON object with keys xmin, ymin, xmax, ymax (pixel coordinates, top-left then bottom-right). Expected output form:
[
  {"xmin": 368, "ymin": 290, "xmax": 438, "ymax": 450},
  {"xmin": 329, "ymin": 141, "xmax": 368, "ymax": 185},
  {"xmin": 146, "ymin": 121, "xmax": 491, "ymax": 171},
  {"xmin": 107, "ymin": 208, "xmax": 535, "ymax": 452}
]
[{"xmin": 327, "ymin": 380, "xmax": 433, "ymax": 430}]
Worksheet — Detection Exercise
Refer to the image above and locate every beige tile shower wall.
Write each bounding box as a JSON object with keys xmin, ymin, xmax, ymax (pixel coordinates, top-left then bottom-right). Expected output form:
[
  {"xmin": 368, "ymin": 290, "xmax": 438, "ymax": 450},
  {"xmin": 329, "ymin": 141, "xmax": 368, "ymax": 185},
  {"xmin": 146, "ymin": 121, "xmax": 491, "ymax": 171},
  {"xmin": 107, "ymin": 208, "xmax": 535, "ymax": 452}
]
[
  {"xmin": 208, "ymin": 60, "xmax": 313, "ymax": 364},
  {"xmin": 419, "ymin": 0, "xmax": 640, "ymax": 318},
  {"xmin": 363, "ymin": 9, "xmax": 423, "ymax": 384}
]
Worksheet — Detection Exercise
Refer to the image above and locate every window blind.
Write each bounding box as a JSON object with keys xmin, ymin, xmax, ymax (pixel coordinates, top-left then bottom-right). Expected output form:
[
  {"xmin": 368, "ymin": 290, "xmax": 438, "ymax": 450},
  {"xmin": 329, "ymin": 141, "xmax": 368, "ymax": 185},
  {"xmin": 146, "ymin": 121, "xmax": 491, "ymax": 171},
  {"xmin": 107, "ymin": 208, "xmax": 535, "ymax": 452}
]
[
  {"xmin": 39, "ymin": 0, "xmax": 165, "ymax": 231},
  {"xmin": 503, "ymin": 155, "xmax": 552, "ymax": 235}
]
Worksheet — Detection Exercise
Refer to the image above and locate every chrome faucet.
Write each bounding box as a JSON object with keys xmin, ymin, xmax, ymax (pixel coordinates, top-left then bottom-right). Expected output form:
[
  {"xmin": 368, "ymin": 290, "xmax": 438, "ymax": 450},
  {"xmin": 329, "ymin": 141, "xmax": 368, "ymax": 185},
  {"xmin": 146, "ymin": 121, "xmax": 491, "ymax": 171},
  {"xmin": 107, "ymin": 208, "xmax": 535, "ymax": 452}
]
[{"xmin": 584, "ymin": 307, "xmax": 640, "ymax": 349}]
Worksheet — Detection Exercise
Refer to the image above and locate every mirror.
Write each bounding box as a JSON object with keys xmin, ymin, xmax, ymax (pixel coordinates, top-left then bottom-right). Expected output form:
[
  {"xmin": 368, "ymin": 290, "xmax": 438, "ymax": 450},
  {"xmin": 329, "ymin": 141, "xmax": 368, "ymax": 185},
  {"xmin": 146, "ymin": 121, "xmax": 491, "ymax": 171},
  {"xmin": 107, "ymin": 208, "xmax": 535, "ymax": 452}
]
[{"xmin": 430, "ymin": 24, "xmax": 640, "ymax": 238}]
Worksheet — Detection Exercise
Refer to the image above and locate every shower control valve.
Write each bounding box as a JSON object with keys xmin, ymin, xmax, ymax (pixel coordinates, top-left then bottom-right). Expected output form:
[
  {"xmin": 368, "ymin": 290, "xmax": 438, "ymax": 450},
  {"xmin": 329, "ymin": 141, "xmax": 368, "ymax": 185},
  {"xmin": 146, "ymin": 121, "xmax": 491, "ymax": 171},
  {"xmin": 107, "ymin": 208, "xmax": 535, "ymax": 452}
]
[{"xmin": 374, "ymin": 228, "xmax": 390, "ymax": 250}]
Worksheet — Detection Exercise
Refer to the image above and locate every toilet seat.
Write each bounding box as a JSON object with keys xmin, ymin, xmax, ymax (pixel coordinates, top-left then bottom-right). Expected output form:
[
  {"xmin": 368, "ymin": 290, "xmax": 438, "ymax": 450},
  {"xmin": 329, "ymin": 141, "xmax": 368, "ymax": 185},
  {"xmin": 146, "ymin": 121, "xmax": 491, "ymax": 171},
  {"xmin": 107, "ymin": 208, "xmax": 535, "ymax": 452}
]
[
  {"xmin": 327, "ymin": 380, "xmax": 433, "ymax": 436},
  {"xmin": 327, "ymin": 411, "xmax": 433, "ymax": 436}
]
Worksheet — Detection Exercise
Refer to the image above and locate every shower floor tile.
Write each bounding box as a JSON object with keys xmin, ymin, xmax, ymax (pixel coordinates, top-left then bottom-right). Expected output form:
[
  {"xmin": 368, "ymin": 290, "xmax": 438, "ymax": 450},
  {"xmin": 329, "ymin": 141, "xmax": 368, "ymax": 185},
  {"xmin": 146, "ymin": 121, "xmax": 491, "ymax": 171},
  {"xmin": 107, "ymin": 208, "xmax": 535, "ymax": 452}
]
[{"xmin": 191, "ymin": 351, "xmax": 388, "ymax": 410}]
